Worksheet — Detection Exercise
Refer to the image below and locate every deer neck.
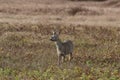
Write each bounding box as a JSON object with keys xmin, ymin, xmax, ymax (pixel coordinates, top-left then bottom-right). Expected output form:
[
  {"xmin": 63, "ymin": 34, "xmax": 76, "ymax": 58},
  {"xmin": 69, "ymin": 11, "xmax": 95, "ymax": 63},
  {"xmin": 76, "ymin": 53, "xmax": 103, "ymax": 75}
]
[{"xmin": 55, "ymin": 39, "xmax": 62, "ymax": 50}]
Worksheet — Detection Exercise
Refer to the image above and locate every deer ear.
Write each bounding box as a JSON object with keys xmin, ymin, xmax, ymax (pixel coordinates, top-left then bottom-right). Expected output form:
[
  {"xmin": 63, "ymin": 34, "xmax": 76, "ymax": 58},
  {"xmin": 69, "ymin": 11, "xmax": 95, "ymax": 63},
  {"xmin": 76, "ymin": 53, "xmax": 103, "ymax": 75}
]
[
  {"xmin": 52, "ymin": 27, "xmax": 61, "ymax": 35},
  {"xmin": 52, "ymin": 28, "xmax": 56, "ymax": 34},
  {"xmin": 52, "ymin": 31, "xmax": 55, "ymax": 34},
  {"xmin": 57, "ymin": 30, "xmax": 61, "ymax": 35},
  {"xmin": 52, "ymin": 27, "xmax": 56, "ymax": 34}
]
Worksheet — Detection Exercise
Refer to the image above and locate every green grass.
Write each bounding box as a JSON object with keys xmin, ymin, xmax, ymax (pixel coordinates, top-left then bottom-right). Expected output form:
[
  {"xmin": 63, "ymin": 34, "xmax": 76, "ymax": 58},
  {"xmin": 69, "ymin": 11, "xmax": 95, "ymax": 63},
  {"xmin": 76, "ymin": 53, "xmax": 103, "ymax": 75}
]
[{"xmin": 0, "ymin": 66, "xmax": 119, "ymax": 80}]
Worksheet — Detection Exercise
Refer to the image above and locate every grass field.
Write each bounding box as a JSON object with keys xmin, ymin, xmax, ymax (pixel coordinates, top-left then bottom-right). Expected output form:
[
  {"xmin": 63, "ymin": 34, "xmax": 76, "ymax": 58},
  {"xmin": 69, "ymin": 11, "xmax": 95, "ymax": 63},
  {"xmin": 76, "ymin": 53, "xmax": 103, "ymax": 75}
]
[{"xmin": 0, "ymin": 0, "xmax": 120, "ymax": 80}]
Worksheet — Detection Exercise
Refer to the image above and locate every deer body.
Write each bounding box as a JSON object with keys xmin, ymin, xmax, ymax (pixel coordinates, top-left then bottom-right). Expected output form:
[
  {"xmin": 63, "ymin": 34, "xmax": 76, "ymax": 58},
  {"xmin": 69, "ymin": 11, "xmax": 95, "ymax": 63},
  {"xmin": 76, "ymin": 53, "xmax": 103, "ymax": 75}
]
[
  {"xmin": 55, "ymin": 39, "xmax": 73, "ymax": 55},
  {"xmin": 50, "ymin": 31, "xmax": 73, "ymax": 65}
]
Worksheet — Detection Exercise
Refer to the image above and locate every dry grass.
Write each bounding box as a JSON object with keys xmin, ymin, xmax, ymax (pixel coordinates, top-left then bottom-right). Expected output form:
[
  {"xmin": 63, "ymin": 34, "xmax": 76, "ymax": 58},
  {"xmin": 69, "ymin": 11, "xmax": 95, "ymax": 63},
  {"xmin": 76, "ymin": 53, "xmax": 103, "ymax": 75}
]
[
  {"xmin": 0, "ymin": 0, "xmax": 120, "ymax": 80},
  {"xmin": 0, "ymin": 23, "xmax": 120, "ymax": 80},
  {"xmin": 0, "ymin": 0, "xmax": 120, "ymax": 27}
]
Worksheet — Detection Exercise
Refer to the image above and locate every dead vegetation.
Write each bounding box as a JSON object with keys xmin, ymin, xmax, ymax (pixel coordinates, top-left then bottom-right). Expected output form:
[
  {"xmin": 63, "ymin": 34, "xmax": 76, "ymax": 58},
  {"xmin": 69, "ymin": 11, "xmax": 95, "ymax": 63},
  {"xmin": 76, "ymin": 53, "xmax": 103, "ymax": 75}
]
[
  {"xmin": 0, "ymin": 0, "xmax": 120, "ymax": 79},
  {"xmin": 0, "ymin": 23, "xmax": 120, "ymax": 79},
  {"xmin": 105, "ymin": 0, "xmax": 120, "ymax": 7},
  {"xmin": 0, "ymin": 4, "xmax": 102, "ymax": 16}
]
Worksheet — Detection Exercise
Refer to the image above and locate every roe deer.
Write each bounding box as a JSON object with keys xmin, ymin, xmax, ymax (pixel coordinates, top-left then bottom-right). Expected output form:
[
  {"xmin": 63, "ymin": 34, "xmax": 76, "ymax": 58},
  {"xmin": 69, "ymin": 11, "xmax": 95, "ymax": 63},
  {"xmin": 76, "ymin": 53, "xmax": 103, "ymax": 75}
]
[{"xmin": 50, "ymin": 31, "xmax": 73, "ymax": 65}]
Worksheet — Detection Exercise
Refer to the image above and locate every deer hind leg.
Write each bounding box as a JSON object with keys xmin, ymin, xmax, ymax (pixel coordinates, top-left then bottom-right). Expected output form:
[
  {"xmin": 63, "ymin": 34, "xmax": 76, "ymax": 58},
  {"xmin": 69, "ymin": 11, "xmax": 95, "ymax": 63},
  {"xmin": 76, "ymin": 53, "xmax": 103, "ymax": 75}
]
[{"xmin": 69, "ymin": 53, "xmax": 73, "ymax": 61}]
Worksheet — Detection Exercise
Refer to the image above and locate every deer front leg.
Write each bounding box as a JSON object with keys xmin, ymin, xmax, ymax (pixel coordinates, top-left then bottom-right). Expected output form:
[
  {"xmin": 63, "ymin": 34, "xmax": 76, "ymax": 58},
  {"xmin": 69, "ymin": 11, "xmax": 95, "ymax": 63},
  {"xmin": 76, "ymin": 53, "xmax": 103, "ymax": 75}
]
[{"xmin": 62, "ymin": 55, "xmax": 65, "ymax": 62}]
